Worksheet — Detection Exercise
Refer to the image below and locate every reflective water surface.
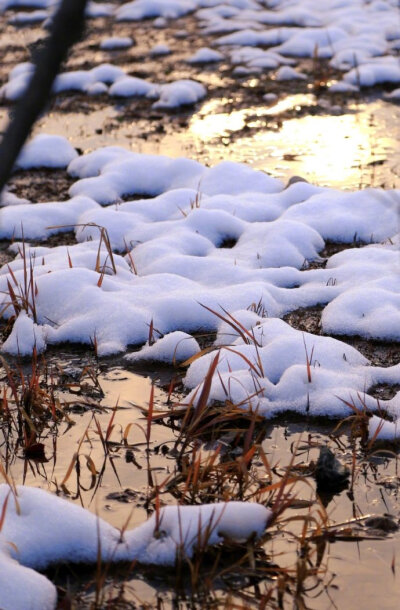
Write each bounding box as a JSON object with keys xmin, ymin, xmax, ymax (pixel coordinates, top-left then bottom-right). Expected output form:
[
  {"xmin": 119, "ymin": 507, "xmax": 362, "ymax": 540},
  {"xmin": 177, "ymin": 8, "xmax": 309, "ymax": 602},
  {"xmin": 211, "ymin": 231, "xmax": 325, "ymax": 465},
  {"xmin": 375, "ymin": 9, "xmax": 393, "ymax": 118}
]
[{"xmin": 7, "ymin": 94, "xmax": 398, "ymax": 191}]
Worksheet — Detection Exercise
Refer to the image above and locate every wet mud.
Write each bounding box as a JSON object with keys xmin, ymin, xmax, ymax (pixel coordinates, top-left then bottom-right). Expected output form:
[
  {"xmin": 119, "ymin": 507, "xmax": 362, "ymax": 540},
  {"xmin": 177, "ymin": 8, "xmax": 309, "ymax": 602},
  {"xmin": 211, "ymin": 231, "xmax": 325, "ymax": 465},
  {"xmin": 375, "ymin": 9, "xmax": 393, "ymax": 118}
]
[{"xmin": 7, "ymin": 168, "xmax": 76, "ymax": 202}]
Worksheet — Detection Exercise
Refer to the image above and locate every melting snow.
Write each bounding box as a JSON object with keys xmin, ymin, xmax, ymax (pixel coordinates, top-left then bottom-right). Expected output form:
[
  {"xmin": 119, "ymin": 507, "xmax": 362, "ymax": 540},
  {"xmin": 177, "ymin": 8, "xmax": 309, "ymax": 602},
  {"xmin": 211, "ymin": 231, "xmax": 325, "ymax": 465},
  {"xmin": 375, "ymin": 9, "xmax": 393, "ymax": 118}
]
[
  {"xmin": 1, "ymin": 62, "xmax": 206, "ymax": 109},
  {"xmin": 4, "ymin": 0, "xmax": 400, "ymax": 97},
  {"xmin": 0, "ymin": 141, "xmax": 398, "ymax": 432},
  {"xmin": 15, "ymin": 134, "xmax": 78, "ymax": 170},
  {"xmin": 0, "ymin": 147, "xmax": 398, "ymax": 360},
  {"xmin": 0, "ymin": 485, "xmax": 271, "ymax": 610},
  {"xmin": 184, "ymin": 314, "xmax": 400, "ymax": 419}
]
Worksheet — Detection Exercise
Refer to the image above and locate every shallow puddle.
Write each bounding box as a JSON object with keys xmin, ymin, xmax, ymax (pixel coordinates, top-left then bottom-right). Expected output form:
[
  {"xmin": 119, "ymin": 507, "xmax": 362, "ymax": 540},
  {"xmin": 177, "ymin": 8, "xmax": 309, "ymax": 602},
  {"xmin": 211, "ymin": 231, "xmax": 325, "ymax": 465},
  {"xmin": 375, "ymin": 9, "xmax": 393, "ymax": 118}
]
[
  {"xmin": 190, "ymin": 93, "xmax": 316, "ymax": 140},
  {"xmin": 237, "ymin": 104, "xmax": 398, "ymax": 189},
  {"xmin": 188, "ymin": 96, "xmax": 400, "ymax": 189},
  {"xmin": 1, "ymin": 342, "xmax": 400, "ymax": 607},
  {"xmin": 0, "ymin": 362, "xmax": 175, "ymax": 528},
  {"xmin": 16, "ymin": 94, "xmax": 400, "ymax": 191},
  {"xmin": 41, "ymin": 380, "xmax": 400, "ymax": 608}
]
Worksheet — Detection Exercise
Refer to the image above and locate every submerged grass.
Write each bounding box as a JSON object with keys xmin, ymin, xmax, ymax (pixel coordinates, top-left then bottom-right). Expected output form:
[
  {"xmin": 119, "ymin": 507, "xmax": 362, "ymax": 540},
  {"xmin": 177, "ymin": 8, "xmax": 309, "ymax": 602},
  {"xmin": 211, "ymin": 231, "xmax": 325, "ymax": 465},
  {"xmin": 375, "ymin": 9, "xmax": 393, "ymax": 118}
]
[{"xmin": 0, "ymin": 307, "xmax": 398, "ymax": 608}]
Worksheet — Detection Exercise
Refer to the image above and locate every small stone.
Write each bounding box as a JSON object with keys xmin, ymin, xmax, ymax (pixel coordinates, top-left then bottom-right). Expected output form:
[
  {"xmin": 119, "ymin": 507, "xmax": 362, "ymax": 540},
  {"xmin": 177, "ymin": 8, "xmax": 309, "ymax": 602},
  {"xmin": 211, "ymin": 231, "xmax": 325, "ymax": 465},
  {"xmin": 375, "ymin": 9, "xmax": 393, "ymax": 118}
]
[
  {"xmin": 286, "ymin": 175, "xmax": 308, "ymax": 188},
  {"xmin": 315, "ymin": 446, "xmax": 350, "ymax": 491},
  {"xmin": 365, "ymin": 515, "xmax": 399, "ymax": 533}
]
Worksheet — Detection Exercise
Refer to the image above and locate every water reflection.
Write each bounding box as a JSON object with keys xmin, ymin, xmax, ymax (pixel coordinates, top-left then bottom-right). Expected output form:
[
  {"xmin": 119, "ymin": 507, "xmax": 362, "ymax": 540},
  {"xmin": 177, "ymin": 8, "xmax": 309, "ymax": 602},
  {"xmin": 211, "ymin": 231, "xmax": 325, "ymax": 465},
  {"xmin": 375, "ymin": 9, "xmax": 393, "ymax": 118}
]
[
  {"xmin": 237, "ymin": 111, "xmax": 389, "ymax": 188},
  {"xmin": 29, "ymin": 95, "xmax": 400, "ymax": 190},
  {"xmin": 189, "ymin": 97, "xmax": 398, "ymax": 189},
  {"xmin": 0, "ymin": 363, "xmax": 173, "ymax": 528},
  {"xmin": 190, "ymin": 94, "xmax": 315, "ymax": 140}
]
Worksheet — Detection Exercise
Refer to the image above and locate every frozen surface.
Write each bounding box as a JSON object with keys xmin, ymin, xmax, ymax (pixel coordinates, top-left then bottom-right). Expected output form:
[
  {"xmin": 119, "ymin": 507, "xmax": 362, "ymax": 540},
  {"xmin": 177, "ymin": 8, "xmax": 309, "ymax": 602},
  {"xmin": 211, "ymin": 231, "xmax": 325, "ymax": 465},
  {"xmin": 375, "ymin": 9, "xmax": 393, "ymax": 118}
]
[{"xmin": 0, "ymin": 484, "xmax": 271, "ymax": 610}]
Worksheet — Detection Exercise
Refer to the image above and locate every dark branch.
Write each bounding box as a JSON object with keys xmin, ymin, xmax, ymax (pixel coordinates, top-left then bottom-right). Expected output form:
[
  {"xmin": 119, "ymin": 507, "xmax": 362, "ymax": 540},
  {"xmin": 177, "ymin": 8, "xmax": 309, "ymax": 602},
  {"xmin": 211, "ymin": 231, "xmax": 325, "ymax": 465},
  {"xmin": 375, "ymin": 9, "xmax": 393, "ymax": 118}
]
[{"xmin": 0, "ymin": 0, "xmax": 89, "ymax": 194}]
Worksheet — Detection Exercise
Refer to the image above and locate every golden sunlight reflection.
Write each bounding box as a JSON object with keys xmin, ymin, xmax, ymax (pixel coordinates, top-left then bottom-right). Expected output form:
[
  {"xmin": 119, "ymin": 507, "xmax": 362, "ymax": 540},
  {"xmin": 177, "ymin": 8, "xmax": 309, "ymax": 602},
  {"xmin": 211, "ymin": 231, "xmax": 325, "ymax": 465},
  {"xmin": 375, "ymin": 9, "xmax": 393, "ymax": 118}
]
[
  {"xmin": 35, "ymin": 97, "xmax": 400, "ymax": 190},
  {"xmin": 263, "ymin": 93, "xmax": 314, "ymax": 115},
  {"xmin": 189, "ymin": 99, "xmax": 399, "ymax": 189},
  {"xmin": 247, "ymin": 113, "xmax": 384, "ymax": 187},
  {"xmin": 191, "ymin": 95, "xmax": 315, "ymax": 140},
  {"xmin": 190, "ymin": 100, "xmax": 247, "ymax": 139}
]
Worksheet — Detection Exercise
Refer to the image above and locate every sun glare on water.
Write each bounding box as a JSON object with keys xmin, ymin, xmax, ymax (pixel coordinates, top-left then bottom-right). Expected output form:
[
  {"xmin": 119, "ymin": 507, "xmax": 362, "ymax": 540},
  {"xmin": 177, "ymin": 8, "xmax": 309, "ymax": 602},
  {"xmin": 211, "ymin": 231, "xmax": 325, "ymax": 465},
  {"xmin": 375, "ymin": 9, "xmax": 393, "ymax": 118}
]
[{"xmin": 189, "ymin": 98, "xmax": 398, "ymax": 189}]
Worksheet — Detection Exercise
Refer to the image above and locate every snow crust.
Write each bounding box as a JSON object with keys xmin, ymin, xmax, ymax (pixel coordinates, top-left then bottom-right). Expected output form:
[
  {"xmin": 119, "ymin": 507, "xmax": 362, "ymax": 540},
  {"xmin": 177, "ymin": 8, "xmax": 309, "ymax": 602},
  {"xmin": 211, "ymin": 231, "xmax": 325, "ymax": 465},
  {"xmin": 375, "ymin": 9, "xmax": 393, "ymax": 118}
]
[
  {"xmin": 8, "ymin": 9, "xmax": 47, "ymax": 23},
  {"xmin": 184, "ymin": 314, "xmax": 400, "ymax": 419},
  {"xmin": 0, "ymin": 195, "xmax": 98, "ymax": 240},
  {"xmin": 0, "ymin": 484, "xmax": 270, "ymax": 610},
  {"xmin": 114, "ymin": 0, "xmax": 400, "ymax": 91},
  {"xmin": 126, "ymin": 331, "xmax": 201, "ymax": 364},
  {"xmin": 15, "ymin": 134, "xmax": 78, "ymax": 170},
  {"xmin": 150, "ymin": 43, "xmax": 171, "ymax": 56},
  {"xmin": 204, "ymin": 0, "xmax": 400, "ymax": 88},
  {"xmin": 0, "ymin": 537, "xmax": 57, "ymax": 610},
  {"xmin": 2, "ymin": 312, "xmax": 47, "ymax": 355},
  {"xmin": 187, "ymin": 47, "xmax": 224, "ymax": 63},
  {"xmin": 100, "ymin": 36, "xmax": 134, "ymax": 50},
  {"xmin": 116, "ymin": 0, "xmax": 196, "ymax": 20},
  {"xmin": 275, "ymin": 66, "xmax": 306, "ymax": 81}
]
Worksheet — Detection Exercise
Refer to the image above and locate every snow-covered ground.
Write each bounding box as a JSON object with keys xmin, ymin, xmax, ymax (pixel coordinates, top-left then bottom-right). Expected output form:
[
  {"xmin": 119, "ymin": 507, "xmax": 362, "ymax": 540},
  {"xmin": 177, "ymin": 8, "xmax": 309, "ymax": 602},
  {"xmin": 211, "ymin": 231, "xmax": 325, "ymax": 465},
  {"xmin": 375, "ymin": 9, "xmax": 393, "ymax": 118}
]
[
  {"xmin": 1, "ymin": 61, "xmax": 206, "ymax": 108},
  {"xmin": 0, "ymin": 1, "xmax": 400, "ymax": 605},
  {"xmin": 3, "ymin": 0, "xmax": 400, "ymax": 97},
  {"xmin": 0, "ymin": 135, "xmax": 399, "ymax": 438},
  {"xmin": 0, "ymin": 484, "xmax": 270, "ymax": 610}
]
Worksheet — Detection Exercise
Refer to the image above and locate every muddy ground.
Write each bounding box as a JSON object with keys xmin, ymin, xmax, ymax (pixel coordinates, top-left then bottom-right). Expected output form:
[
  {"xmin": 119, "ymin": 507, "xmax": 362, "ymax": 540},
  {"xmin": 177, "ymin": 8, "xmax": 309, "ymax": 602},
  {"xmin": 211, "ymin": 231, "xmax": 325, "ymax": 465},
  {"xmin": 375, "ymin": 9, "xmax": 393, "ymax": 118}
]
[{"xmin": 1, "ymin": 4, "xmax": 400, "ymax": 609}]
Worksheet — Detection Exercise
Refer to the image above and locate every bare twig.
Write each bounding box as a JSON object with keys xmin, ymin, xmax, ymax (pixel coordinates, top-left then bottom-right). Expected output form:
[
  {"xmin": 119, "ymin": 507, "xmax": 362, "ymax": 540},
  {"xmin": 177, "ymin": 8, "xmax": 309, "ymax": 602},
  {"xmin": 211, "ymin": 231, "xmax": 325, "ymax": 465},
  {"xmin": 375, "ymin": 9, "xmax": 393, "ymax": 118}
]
[{"xmin": 0, "ymin": 0, "xmax": 89, "ymax": 194}]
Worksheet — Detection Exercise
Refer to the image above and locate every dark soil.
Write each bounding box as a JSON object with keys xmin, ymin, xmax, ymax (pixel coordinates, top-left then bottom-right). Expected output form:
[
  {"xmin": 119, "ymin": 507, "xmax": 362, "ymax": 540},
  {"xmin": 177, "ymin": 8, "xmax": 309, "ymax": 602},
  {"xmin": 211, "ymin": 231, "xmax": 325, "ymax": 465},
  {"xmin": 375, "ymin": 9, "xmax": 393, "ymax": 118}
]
[
  {"xmin": 283, "ymin": 305, "xmax": 323, "ymax": 335},
  {"xmin": 341, "ymin": 336, "xmax": 400, "ymax": 368},
  {"xmin": 0, "ymin": 240, "xmax": 13, "ymax": 266},
  {"xmin": 30, "ymin": 230, "xmax": 77, "ymax": 247},
  {"xmin": 284, "ymin": 305, "xmax": 400, "ymax": 368},
  {"xmin": 369, "ymin": 383, "xmax": 400, "ymax": 401},
  {"xmin": 319, "ymin": 239, "xmax": 369, "ymax": 260},
  {"xmin": 7, "ymin": 168, "xmax": 76, "ymax": 202}
]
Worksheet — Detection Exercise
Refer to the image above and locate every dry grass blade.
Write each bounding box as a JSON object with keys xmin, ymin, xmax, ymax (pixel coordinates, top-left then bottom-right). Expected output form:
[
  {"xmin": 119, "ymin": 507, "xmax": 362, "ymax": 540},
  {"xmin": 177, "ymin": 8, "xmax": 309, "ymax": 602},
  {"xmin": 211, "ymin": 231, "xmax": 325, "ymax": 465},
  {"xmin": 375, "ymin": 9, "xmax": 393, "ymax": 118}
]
[
  {"xmin": 0, "ymin": 462, "xmax": 20, "ymax": 515},
  {"xmin": 146, "ymin": 384, "xmax": 154, "ymax": 450},
  {"xmin": 302, "ymin": 333, "xmax": 313, "ymax": 383},
  {"xmin": 47, "ymin": 222, "xmax": 117, "ymax": 275},
  {"xmin": 199, "ymin": 303, "xmax": 261, "ymax": 346},
  {"xmin": 105, "ymin": 402, "xmax": 119, "ymax": 443},
  {"xmin": 223, "ymin": 346, "xmax": 263, "ymax": 378},
  {"xmin": 60, "ymin": 451, "xmax": 78, "ymax": 488},
  {"xmin": 192, "ymin": 352, "xmax": 220, "ymax": 423},
  {"xmin": 0, "ymin": 491, "xmax": 10, "ymax": 532},
  {"xmin": 180, "ymin": 345, "xmax": 220, "ymax": 368}
]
